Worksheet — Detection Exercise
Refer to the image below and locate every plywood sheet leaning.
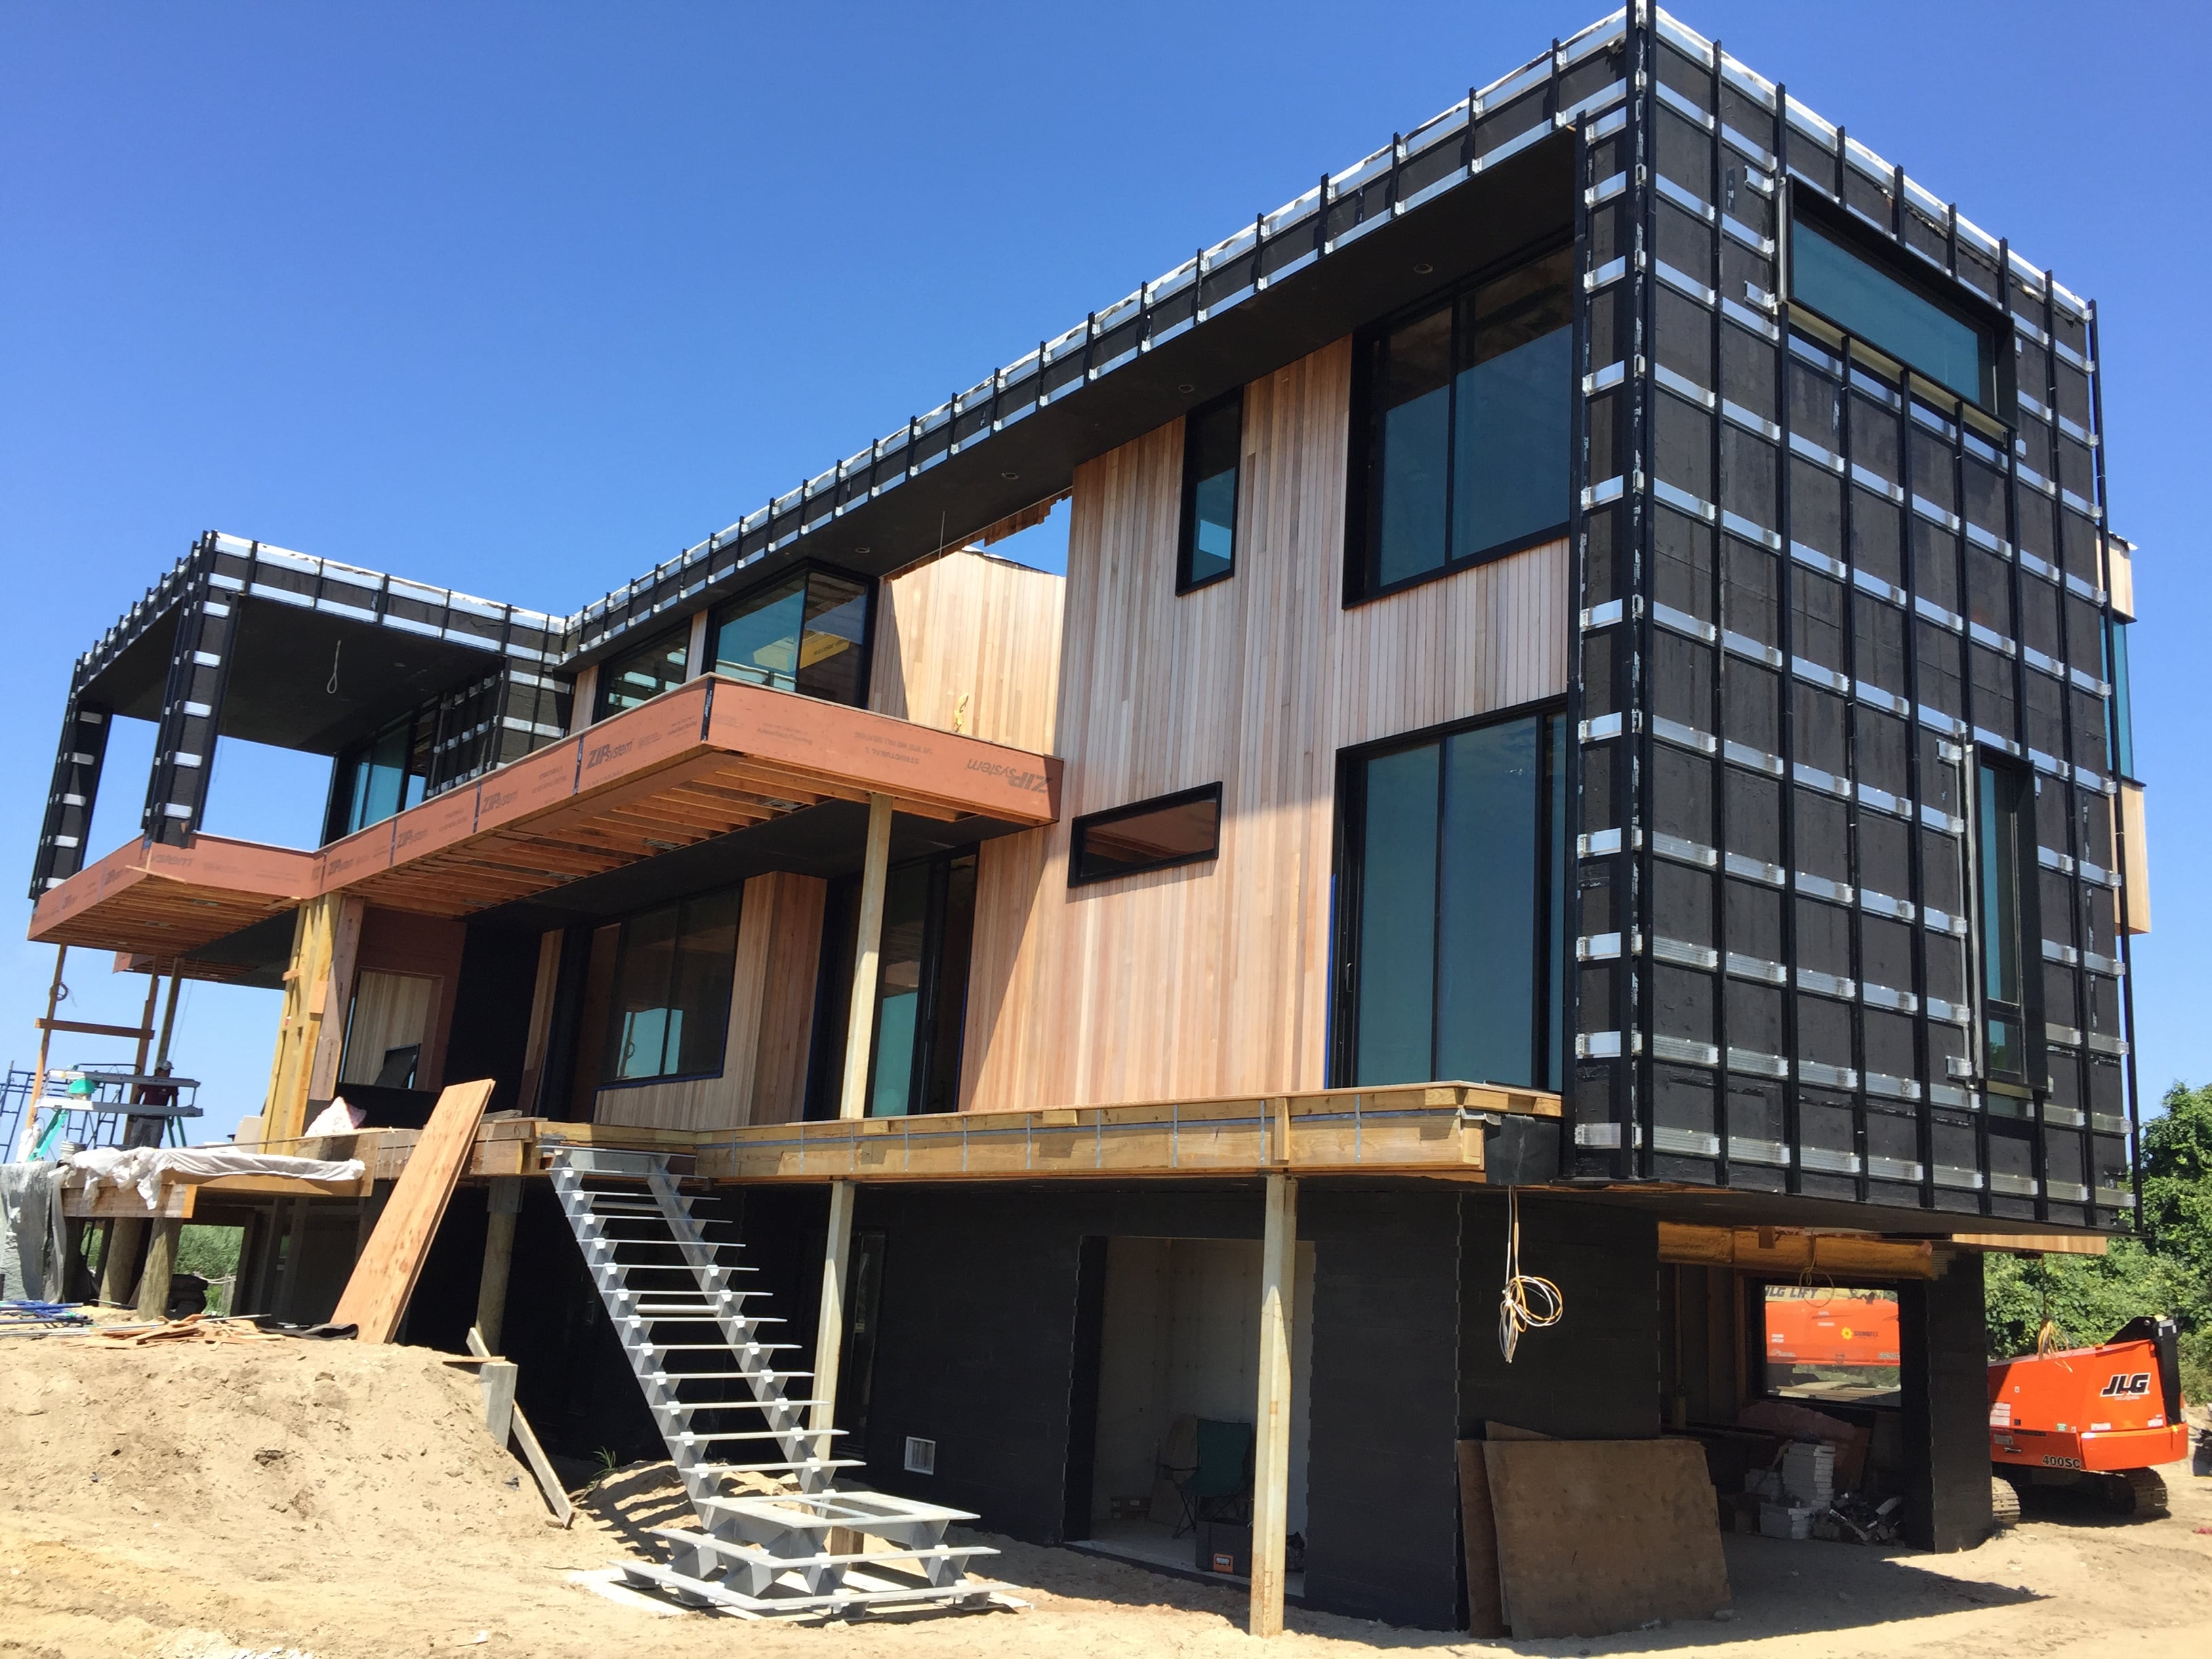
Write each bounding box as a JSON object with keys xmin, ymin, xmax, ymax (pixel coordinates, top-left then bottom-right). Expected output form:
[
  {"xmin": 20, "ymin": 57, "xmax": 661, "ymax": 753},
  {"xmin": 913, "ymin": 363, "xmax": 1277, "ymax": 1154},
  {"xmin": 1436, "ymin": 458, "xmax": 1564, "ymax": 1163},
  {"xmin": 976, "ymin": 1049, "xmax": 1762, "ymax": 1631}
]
[
  {"xmin": 1483, "ymin": 1437, "xmax": 1730, "ymax": 1639},
  {"xmin": 331, "ymin": 1078, "xmax": 495, "ymax": 1343},
  {"xmin": 1455, "ymin": 1441, "xmax": 1505, "ymax": 1638}
]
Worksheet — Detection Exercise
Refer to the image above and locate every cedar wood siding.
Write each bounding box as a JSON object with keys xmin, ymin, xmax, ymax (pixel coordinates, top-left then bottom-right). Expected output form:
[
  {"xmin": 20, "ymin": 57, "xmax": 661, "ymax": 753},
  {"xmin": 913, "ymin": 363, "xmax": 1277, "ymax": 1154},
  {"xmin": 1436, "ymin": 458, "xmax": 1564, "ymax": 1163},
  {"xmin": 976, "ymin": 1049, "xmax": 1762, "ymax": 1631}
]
[
  {"xmin": 960, "ymin": 335, "xmax": 1569, "ymax": 1111},
  {"xmin": 590, "ymin": 550, "xmax": 1065, "ymax": 1131}
]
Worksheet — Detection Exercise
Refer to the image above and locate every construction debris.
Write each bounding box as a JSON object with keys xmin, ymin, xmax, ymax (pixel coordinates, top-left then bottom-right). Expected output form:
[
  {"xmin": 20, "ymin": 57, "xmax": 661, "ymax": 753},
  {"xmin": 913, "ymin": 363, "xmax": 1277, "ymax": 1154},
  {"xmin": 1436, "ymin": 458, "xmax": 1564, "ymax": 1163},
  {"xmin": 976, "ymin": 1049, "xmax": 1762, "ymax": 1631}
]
[{"xmin": 87, "ymin": 1313, "xmax": 289, "ymax": 1348}]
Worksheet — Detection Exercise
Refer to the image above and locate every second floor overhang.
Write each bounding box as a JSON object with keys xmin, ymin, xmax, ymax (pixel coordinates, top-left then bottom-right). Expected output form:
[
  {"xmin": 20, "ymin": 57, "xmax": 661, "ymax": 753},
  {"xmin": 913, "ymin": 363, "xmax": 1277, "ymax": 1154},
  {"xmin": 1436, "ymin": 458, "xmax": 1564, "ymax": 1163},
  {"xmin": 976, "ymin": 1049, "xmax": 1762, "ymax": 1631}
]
[{"xmin": 29, "ymin": 672, "xmax": 1061, "ymax": 959}]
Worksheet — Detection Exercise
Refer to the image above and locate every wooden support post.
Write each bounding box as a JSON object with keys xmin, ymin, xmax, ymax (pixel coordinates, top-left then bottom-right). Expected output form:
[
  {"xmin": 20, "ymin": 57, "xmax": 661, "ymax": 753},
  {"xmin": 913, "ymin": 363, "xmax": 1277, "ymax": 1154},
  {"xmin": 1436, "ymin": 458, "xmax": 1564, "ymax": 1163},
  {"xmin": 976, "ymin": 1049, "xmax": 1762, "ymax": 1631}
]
[
  {"xmin": 306, "ymin": 897, "xmax": 366, "ymax": 1105},
  {"xmin": 836, "ymin": 792, "xmax": 895, "ymax": 1122},
  {"xmin": 17, "ymin": 945, "xmax": 67, "ymax": 1160},
  {"xmin": 818, "ymin": 800, "xmax": 884, "ymax": 1433},
  {"xmin": 121, "ymin": 970, "xmax": 165, "ymax": 1149},
  {"xmin": 516, "ymin": 930, "xmax": 562, "ymax": 1114},
  {"xmin": 262, "ymin": 895, "xmax": 348, "ymax": 1147},
  {"xmin": 1249, "ymin": 1172, "xmax": 1298, "ymax": 1639},
  {"xmin": 270, "ymin": 1197, "xmax": 310, "ymax": 1322},
  {"xmin": 98, "ymin": 1216, "xmax": 145, "ymax": 1307},
  {"xmin": 475, "ymin": 1176, "xmax": 523, "ymax": 1355},
  {"xmin": 811, "ymin": 1179, "xmax": 856, "ymax": 1435},
  {"xmin": 478, "ymin": 1356, "xmax": 519, "ymax": 1446},
  {"xmin": 152, "ymin": 968, "xmax": 184, "ymax": 1071},
  {"xmin": 135, "ymin": 1218, "xmax": 182, "ymax": 1321},
  {"xmin": 811, "ymin": 792, "xmax": 890, "ymax": 1435}
]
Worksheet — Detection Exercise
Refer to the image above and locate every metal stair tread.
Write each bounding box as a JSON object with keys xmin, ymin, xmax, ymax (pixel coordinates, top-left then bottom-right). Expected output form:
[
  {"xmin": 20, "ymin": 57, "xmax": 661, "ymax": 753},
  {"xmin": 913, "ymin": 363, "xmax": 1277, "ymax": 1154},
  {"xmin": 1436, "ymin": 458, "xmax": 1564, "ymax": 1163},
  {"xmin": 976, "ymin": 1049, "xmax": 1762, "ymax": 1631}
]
[
  {"xmin": 617, "ymin": 1559, "xmax": 1002, "ymax": 1618},
  {"xmin": 697, "ymin": 1492, "xmax": 979, "ymax": 1528},
  {"xmin": 692, "ymin": 1456, "xmax": 868, "ymax": 1473},
  {"xmin": 649, "ymin": 1526, "xmax": 995, "ymax": 1570}
]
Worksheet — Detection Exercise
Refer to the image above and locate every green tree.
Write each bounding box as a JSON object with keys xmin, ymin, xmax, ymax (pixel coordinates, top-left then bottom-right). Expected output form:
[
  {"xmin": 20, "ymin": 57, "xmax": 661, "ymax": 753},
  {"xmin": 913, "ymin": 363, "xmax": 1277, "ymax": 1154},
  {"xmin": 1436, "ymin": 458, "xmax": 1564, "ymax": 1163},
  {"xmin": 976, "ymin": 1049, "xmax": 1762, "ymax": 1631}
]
[{"xmin": 1986, "ymin": 1081, "xmax": 2212, "ymax": 1401}]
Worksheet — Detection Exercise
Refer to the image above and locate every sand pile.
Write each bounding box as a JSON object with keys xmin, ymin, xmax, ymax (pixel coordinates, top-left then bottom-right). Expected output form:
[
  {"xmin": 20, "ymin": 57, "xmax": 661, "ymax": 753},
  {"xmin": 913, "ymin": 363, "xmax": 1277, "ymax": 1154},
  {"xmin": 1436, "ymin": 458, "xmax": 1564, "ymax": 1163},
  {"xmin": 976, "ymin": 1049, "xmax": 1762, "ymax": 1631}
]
[
  {"xmin": 3, "ymin": 1329, "xmax": 2209, "ymax": 1658},
  {"xmin": 0, "ymin": 1335, "xmax": 554, "ymax": 1552}
]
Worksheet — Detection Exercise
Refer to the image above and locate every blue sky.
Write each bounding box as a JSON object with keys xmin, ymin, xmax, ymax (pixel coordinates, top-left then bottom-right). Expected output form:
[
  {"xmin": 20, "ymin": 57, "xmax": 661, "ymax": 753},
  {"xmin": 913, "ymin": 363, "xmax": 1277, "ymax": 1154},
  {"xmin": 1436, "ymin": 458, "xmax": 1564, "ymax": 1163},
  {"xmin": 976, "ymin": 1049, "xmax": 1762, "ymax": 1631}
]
[{"xmin": 3, "ymin": 2, "xmax": 2204, "ymax": 1142}]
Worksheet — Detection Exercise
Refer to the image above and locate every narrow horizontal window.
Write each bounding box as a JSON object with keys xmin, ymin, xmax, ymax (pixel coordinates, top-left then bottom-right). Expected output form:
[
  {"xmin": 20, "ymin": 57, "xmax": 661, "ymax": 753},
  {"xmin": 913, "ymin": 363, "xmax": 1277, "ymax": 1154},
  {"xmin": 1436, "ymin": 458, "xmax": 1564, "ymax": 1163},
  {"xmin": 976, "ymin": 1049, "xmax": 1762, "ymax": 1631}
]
[
  {"xmin": 1789, "ymin": 211, "xmax": 1996, "ymax": 409},
  {"xmin": 1178, "ymin": 389, "xmax": 1243, "ymax": 592},
  {"xmin": 1069, "ymin": 784, "xmax": 1222, "ymax": 886}
]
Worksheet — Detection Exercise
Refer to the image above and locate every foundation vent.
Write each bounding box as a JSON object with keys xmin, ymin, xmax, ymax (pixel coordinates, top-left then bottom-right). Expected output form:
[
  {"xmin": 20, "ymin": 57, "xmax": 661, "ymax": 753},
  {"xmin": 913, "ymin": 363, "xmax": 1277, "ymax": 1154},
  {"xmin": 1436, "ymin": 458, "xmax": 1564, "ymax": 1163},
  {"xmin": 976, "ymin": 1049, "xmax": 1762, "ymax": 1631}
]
[{"xmin": 903, "ymin": 1436, "xmax": 937, "ymax": 1476}]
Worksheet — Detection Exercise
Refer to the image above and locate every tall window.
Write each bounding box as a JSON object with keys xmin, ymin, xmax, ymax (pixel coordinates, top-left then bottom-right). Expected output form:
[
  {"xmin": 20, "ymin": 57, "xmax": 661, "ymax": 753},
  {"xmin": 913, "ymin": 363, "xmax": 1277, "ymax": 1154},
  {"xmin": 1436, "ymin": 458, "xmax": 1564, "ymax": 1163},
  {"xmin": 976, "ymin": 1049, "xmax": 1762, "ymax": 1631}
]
[
  {"xmin": 1336, "ymin": 710, "xmax": 1568, "ymax": 1090},
  {"xmin": 1788, "ymin": 209, "xmax": 1997, "ymax": 409},
  {"xmin": 1177, "ymin": 390, "xmax": 1242, "ymax": 592},
  {"xmin": 2106, "ymin": 619, "xmax": 2135, "ymax": 781},
  {"xmin": 1349, "ymin": 245, "xmax": 1572, "ymax": 600},
  {"xmin": 1975, "ymin": 759, "xmax": 2032, "ymax": 1086},
  {"xmin": 602, "ymin": 889, "xmax": 740, "ymax": 1083},
  {"xmin": 809, "ymin": 852, "xmax": 977, "ymax": 1118},
  {"xmin": 710, "ymin": 567, "xmax": 872, "ymax": 705},
  {"xmin": 596, "ymin": 623, "xmax": 693, "ymax": 720}
]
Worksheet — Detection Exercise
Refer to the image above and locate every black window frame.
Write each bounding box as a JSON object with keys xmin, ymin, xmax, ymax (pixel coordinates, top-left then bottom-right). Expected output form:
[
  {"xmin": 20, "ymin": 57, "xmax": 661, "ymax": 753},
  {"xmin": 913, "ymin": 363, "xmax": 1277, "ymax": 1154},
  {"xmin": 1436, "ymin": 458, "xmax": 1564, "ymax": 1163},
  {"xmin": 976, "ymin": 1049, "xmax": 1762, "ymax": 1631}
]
[
  {"xmin": 805, "ymin": 848, "xmax": 978, "ymax": 1120},
  {"xmin": 1786, "ymin": 185, "xmax": 2010, "ymax": 420},
  {"xmin": 320, "ymin": 669, "xmax": 504, "ymax": 845},
  {"xmin": 1067, "ymin": 783, "xmax": 1224, "ymax": 888},
  {"xmin": 1328, "ymin": 699, "xmax": 1569, "ymax": 1092},
  {"xmin": 594, "ymin": 619, "xmax": 695, "ymax": 722},
  {"xmin": 1971, "ymin": 752, "xmax": 2043, "ymax": 1094},
  {"xmin": 706, "ymin": 560, "xmax": 877, "ymax": 708},
  {"xmin": 596, "ymin": 886, "xmax": 742, "ymax": 1089},
  {"xmin": 1343, "ymin": 235, "xmax": 1576, "ymax": 608},
  {"xmin": 1176, "ymin": 388, "xmax": 1244, "ymax": 595}
]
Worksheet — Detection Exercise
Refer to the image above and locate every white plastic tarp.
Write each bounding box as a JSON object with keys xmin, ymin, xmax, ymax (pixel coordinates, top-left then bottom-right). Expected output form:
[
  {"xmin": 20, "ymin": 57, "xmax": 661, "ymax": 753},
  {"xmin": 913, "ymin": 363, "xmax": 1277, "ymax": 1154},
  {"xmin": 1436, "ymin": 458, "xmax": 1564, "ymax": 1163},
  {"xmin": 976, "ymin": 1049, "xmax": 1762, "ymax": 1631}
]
[{"xmin": 68, "ymin": 1147, "xmax": 366, "ymax": 1209}]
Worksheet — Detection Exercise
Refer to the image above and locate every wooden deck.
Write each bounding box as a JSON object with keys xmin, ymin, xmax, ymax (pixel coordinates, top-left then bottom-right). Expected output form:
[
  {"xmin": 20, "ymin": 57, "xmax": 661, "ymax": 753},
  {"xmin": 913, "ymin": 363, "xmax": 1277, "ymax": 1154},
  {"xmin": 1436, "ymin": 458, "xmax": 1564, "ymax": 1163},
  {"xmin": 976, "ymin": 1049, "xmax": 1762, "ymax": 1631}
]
[
  {"xmin": 686, "ymin": 1084, "xmax": 1561, "ymax": 1183},
  {"xmin": 60, "ymin": 1085, "xmax": 1562, "ymax": 1217},
  {"xmin": 30, "ymin": 673, "xmax": 1063, "ymax": 952}
]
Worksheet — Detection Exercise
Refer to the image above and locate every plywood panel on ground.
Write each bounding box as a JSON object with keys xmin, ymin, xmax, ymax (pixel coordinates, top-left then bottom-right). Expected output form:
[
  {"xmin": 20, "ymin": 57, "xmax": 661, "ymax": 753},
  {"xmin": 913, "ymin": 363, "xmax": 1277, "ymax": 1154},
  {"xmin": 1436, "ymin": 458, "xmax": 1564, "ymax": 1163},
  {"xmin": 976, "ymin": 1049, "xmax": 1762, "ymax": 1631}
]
[{"xmin": 1483, "ymin": 1437, "xmax": 1730, "ymax": 1639}]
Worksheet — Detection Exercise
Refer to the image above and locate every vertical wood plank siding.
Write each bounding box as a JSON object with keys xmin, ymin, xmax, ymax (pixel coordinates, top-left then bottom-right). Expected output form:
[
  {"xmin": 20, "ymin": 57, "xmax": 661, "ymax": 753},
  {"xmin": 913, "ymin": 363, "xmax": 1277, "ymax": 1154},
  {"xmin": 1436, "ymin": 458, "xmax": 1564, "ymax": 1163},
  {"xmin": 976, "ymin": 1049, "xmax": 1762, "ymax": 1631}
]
[
  {"xmin": 591, "ymin": 551, "xmax": 1065, "ymax": 1132},
  {"xmin": 869, "ymin": 550, "xmax": 1066, "ymax": 753},
  {"xmin": 962, "ymin": 337, "xmax": 1568, "ymax": 1112}
]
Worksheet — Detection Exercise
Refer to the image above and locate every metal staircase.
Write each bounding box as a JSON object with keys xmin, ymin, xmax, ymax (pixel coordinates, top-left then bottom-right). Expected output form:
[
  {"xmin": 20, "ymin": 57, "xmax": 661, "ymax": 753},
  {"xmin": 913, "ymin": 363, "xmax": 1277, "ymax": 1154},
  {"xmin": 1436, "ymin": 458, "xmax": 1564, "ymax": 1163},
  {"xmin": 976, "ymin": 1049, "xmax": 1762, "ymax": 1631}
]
[{"xmin": 549, "ymin": 1147, "xmax": 1006, "ymax": 1620}]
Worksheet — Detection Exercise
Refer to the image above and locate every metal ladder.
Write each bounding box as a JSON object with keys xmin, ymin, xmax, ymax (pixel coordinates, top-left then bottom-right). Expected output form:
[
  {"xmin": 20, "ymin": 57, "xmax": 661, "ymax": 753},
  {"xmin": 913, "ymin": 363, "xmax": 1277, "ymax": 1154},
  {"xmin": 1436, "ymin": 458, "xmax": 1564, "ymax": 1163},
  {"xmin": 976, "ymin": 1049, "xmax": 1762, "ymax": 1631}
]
[{"xmin": 549, "ymin": 1147, "xmax": 1006, "ymax": 1620}]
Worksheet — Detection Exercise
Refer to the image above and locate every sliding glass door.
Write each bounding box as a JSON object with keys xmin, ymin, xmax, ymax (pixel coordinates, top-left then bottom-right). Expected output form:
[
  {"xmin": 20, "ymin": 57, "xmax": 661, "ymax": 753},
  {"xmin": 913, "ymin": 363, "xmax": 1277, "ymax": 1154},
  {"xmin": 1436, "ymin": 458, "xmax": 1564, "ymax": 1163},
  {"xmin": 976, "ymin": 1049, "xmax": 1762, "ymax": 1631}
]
[{"xmin": 1338, "ymin": 708, "xmax": 1567, "ymax": 1090}]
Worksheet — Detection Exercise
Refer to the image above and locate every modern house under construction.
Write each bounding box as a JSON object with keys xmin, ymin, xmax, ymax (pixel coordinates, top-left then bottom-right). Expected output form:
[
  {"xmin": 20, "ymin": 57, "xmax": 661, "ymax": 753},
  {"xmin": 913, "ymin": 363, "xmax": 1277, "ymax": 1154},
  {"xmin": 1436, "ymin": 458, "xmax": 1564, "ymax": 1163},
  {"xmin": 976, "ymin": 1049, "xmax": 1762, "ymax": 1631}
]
[{"xmin": 20, "ymin": 6, "xmax": 2152, "ymax": 1633}]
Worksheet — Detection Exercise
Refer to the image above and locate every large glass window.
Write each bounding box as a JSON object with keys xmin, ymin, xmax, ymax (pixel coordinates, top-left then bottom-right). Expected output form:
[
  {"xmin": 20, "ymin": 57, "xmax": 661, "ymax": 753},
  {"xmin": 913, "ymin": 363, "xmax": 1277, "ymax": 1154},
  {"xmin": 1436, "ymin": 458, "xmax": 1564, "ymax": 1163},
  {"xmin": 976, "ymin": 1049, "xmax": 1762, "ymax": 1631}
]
[
  {"xmin": 602, "ymin": 888, "xmax": 740, "ymax": 1083},
  {"xmin": 323, "ymin": 670, "xmax": 506, "ymax": 843},
  {"xmin": 710, "ymin": 567, "xmax": 871, "ymax": 705},
  {"xmin": 1178, "ymin": 390, "xmax": 1242, "ymax": 592},
  {"xmin": 1338, "ymin": 709, "xmax": 1568, "ymax": 1090},
  {"xmin": 809, "ymin": 851, "xmax": 977, "ymax": 1119},
  {"xmin": 1350, "ymin": 246, "xmax": 1572, "ymax": 599},
  {"xmin": 334, "ymin": 714, "xmax": 430, "ymax": 839},
  {"xmin": 1975, "ymin": 759, "xmax": 2030, "ymax": 1085},
  {"xmin": 1789, "ymin": 215, "xmax": 1995, "ymax": 408},
  {"xmin": 596, "ymin": 623, "xmax": 693, "ymax": 720}
]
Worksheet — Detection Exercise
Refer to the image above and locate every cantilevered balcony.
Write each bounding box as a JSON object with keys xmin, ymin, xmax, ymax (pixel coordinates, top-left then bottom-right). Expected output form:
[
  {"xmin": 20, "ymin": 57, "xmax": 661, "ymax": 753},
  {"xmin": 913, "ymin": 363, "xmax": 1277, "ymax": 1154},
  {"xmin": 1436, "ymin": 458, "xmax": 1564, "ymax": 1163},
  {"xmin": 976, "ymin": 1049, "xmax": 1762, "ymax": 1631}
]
[{"xmin": 29, "ymin": 673, "xmax": 1061, "ymax": 960}]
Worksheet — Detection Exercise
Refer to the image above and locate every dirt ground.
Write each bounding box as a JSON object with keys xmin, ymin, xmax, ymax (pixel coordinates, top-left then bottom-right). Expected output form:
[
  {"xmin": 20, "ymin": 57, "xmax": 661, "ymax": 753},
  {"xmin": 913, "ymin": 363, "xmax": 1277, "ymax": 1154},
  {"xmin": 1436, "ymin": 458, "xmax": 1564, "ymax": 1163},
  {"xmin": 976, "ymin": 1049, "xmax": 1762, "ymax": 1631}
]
[{"xmin": 1, "ymin": 1330, "xmax": 2208, "ymax": 1659}]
